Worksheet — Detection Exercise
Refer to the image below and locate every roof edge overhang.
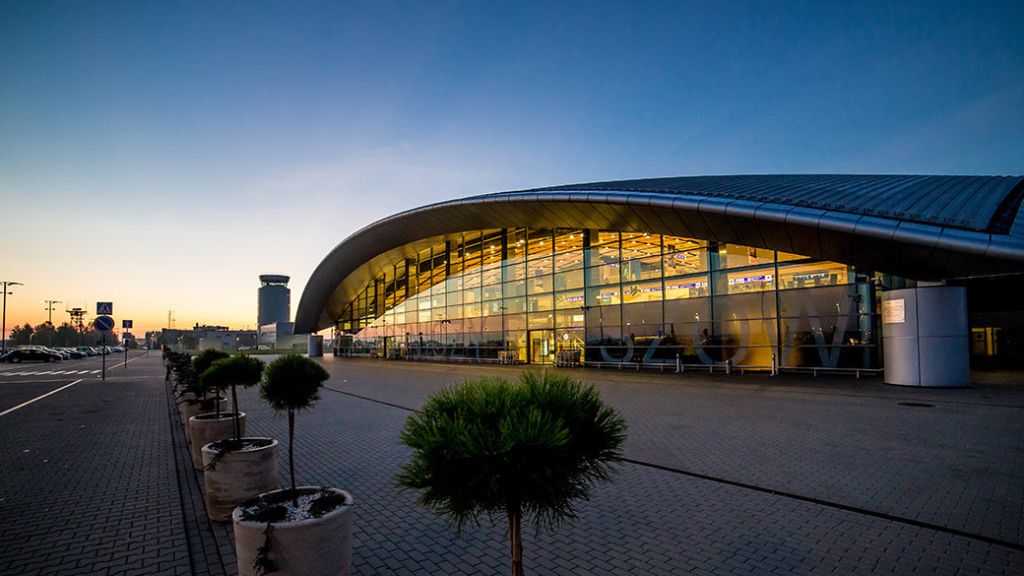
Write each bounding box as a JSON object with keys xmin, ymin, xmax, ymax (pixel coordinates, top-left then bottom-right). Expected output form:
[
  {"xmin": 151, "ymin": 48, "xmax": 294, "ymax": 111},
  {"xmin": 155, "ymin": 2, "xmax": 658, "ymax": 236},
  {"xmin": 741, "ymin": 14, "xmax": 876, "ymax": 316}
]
[{"xmin": 295, "ymin": 190, "xmax": 1024, "ymax": 334}]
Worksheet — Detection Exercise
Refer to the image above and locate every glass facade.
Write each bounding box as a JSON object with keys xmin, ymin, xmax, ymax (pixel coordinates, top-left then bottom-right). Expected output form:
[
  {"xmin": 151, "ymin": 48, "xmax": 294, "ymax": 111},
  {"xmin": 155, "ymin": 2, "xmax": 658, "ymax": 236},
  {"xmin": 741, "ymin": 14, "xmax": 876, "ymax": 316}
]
[{"xmin": 334, "ymin": 228, "xmax": 878, "ymax": 368}]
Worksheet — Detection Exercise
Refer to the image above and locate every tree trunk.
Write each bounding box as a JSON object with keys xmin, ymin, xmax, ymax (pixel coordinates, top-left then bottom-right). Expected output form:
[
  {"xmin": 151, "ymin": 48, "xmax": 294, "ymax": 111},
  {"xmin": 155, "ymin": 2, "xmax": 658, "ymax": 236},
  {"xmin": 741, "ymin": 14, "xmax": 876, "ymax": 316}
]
[
  {"xmin": 508, "ymin": 506, "xmax": 523, "ymax": 576},
  {"xmin": 231, "ymin": 383, "xmax": 239, "ymax": 439},
  {"xmin": 288, "ymin": 408, "xmax": 297, "ymax": 506}
]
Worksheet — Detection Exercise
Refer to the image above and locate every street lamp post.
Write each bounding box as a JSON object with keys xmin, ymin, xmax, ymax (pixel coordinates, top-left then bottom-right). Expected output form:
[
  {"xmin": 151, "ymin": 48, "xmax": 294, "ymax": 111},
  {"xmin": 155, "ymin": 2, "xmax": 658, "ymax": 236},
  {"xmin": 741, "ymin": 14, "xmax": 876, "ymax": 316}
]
[
  {"xmin": 1, "ymin": 280, "xmax": 24, "ymax": 355},
  {"xmin": 43, "ymin": 299, "xmax": 61, "ymax": 346}
]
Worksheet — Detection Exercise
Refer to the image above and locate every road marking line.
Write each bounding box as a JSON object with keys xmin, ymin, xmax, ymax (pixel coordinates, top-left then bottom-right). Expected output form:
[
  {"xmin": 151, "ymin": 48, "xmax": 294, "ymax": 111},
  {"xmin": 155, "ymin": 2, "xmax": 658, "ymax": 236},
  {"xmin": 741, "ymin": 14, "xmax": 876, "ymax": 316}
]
[
  {"xmin": 0, "ymin": 379, "xmax": 84, "ymax": 417},
  {"xmin": 90, "ymin": 370, "xmax": 100, "ymax": 374}
]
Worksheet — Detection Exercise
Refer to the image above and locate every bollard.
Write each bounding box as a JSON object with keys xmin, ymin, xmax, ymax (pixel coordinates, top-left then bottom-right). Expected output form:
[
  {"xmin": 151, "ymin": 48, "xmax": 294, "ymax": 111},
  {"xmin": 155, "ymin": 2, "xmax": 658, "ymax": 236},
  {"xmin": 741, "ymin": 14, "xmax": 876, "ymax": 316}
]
[
  {"xmin": 675, "ymin": 353, "xmax": 680, "ymax": 373},
  {"xmin": 771, "ymin": 353, "xmax": 777, "ymax": 376},
  {"xmin": 725, "ymin": 359, "xmax": 731, "ymax": 375}
]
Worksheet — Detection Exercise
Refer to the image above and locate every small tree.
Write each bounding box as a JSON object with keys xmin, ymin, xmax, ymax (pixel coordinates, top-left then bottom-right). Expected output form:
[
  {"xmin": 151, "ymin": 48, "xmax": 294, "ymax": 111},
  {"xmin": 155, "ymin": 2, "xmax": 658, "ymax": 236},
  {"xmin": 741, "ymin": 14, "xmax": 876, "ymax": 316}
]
[
  {"xmin": 191, "ymin": 349, "xmax": 230, "ymax": 406},
  {"xmin": 260, "ymin": 353, "xmax": 329, "ymax": 503},
  {"xmin": 201, "ymin": 355, "xmax": 265, "ymax": 435},
  {"xmin": 397, "ymin": 372, "xmax": 626, "ymax": 576}
]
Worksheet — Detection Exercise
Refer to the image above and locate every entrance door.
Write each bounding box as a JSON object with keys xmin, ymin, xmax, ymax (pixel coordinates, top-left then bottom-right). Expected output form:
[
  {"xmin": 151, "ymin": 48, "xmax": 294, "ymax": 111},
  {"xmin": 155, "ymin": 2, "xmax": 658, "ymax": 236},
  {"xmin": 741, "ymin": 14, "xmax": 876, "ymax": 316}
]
[{"xmin": 528, "ymin": 330, "xmax": 555, "ymax": 364}]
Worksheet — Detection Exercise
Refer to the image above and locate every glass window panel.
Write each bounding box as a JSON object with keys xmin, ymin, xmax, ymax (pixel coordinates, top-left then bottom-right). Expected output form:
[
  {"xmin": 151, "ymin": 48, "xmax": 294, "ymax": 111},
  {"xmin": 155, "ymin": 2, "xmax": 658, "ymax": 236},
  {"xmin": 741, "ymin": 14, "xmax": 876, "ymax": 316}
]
[
  {"xmin": 508, "ymin": 228, "xmax": 527, "ymax": 260},
  {"xmin": 554, "ymin": 229, "xmax": 585, "ymax": 254},
  {"xmin": 484, "ymin": 299, "xmax": 504, "ymax": 316},
  {"xmin": 621, "ymin": 301, "xmax": 663, "ymax": 332},
  {"xmin": 504, "ymin": 297, "xmax": 526, "ymax": 314},
  {"xmin": 554, "ymin": 269, "xmax": 584, "ymax": 290},
  {"xmin": 527, "ymin": 228, "xmax": 553, "ymax": 259},
  {"xmin": 555, "ymin": 310, "xmax": 586, "ymax": 328},
  {"xmin": 463, "ymin": 271, "xmax": 481, "ymax": 289},
  {"xmin": 664, "ymin": 274, "xmax": 710, "ymax": 300},
  {"xmin": 594, "ymin": 231, "xmax": 619, "ymax": 246},
  {"xmin": 446, "ymin": 289, "xmax": 463, "ymax": 305},
  {"xmin": 482, "ymin": 266, "xmax": 502, "ymax": 286},
  {"xmin": 482, "ymin": 284, "xmax": 503, "ymax": 300},
  {"xmin": 620, "ymin": 233, "xmax": 662, "ymax": 260},
  {"xmin": 464, "ymin": 302, "xmax": 482, "ymax": 318},
  {"xmin": 586, "ymin": 243, "xmax": 620, "ymax": 266},
  {"xmin": 717, "ymin": 244, "xmax": 773, "ymax": 269},
  {"xmin": 554, "ymin": 251, "xmax": 585, "ymax": 271},
  {"xmin": 586, "ymin": 286, "xmax": 621, "ymax": 307},
  {"xmin": 713, "ymin": 290, "xmax": 778, "ymax": 321},
  {"xmin": 503, "ymin": 261, "xmax": 526, "ymax": 282},
  {"xmin": 481, "ymin": 315, "xmax": 503, "ymax": 332},
  {"xmin": 463, "ymin": 287, "xmax": 481, "ymax": 303},
  {"xmin": 431, "ymin": 293, "xmax": 445, "ymax": 308},
  {"xmin": 528, "ymin": 312, "xmax": 555, "ymax": 329},
  {"xmin": 504, "ymin": 281, "xmax": 527, "ymax": 298},
  {"xmin": 446, "ymin": 305, "xmax": 463, "ymax": 320},
  {"xmin": 778, "ymin": 261, "xmax": 849, "ymax": 289},
  {"xmin": 776, "ymin": 250, "xmax": 807, "ymax": 263},
  {"xmin": 586, "ymin": 264, "xmax": 621, "ymax": 286},
  {"xmin": 527, "ymin": 274, "xmax": 552, "ymax": 294},
  {"xmin": 445, "ymin": 276, "xmax": 463, "ymax": 293},
  {"xmin": 528, "ymin": 294, "xmax": 553, "ymax": 312},
  {"xmin": 506, "ymin": 313, "xmax": 527, "ymax": 331},
  {"xmin": 418, "ymin": 310, "xmax": 431, "ymax": 323},
  {"xmin": 555, "ymin": 290, "xmax": 586, "ymax": 309},
  {"xmin": 715, "ymin": 266, "xmax": 775, "ymax": 294},
  {"xmin": 664, "ymin": 248, "xmax": 708, "ymax": 276},
  {"xmin": 528, "ymin": 256, "xmax": 553, "ymax": 276},
  {"xmin": 621, "ymin": 256, "xmax": 662, "ymax": 282},
  {"xmin": 622, "ymin": 280, "xmax": 663, "ymax": 303}
]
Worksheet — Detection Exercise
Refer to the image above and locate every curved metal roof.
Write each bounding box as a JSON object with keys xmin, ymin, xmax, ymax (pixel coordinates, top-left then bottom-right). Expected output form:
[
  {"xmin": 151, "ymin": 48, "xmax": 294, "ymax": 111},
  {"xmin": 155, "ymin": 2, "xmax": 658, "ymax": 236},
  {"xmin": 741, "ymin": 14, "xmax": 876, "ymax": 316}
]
[{"xmin": 296, "ymin": 174, "xmax": 1024, "ymax": 333}]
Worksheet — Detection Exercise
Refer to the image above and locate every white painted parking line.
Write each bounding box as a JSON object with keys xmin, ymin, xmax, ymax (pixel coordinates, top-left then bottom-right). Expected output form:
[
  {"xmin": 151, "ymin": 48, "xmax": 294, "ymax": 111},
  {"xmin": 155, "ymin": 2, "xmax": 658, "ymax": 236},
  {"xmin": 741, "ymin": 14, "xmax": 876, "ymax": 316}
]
[{"xmin": 0, "ymin": 379, "xmax": 83, "ymax": 417}]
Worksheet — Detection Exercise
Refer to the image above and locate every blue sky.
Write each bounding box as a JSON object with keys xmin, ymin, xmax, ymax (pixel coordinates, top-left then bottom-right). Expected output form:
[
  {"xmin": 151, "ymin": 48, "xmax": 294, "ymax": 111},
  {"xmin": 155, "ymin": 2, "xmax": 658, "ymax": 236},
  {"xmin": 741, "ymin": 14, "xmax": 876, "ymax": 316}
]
[{"xmin": 1, "ymin": 1, "xmax": 1021, "ymax": 333}]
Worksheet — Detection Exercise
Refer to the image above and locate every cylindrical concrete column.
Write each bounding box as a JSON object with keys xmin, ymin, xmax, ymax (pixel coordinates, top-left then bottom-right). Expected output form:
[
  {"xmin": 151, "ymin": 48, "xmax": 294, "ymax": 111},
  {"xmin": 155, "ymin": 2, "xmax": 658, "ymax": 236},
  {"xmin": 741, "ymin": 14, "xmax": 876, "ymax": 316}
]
[
  {"xmin": 308, "ymin": 334, "xmax": 324, "ymax": 357},
  {"xmin": 881, "ymin": 285, "xmax": 969, "ymax": 387}
]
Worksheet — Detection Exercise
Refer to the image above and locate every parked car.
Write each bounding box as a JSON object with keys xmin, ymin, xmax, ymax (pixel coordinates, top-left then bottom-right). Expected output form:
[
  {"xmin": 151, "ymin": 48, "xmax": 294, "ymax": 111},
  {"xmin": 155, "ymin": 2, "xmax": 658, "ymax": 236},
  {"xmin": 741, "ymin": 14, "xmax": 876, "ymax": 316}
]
[
  {"xmin": 44, "ymin": 347, "xmax": 71, "ymax": 360},
  {"xmin": 76, "ymin": 346, "xmax": 98, "ymax": 356},
  {"xmin": 2, "ymin": 347, "xmax": 63, "ymax": 363},
  {"xmin": 59, "ymin": 347, "xmax": 86, "ymax": 359}
]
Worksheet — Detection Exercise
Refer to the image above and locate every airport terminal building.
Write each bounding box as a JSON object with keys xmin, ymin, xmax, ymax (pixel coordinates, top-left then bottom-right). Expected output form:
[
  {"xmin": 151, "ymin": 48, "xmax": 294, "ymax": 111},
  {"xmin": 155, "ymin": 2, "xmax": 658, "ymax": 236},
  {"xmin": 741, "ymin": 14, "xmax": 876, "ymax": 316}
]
[{"xmin": 295, "ymin": 175, "xmax": 1024, "ymax": 386}]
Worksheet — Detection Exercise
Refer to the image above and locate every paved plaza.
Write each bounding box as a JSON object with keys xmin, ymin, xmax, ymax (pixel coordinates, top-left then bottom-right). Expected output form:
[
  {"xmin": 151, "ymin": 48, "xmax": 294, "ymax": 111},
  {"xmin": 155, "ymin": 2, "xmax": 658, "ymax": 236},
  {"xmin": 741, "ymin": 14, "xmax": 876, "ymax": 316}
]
[{"xmin": 1, "ymin": 353, "xmax": 1022, "ymax": 575}]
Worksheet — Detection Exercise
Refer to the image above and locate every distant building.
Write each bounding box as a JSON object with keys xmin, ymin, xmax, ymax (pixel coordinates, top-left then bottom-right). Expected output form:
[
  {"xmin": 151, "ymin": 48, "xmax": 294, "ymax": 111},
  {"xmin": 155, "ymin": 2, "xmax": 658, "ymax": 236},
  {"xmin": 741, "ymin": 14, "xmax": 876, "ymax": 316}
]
[
  {"xmin": 257, "ymin": 274, "xmax": 303, "ymax": 349},
  {"xmin": 258, "ymin": 275, "xmax": 291, "ymax": 326},
  {"xmin": 154, "ymin": 324, "xmax": 256, "ymax": 352}
]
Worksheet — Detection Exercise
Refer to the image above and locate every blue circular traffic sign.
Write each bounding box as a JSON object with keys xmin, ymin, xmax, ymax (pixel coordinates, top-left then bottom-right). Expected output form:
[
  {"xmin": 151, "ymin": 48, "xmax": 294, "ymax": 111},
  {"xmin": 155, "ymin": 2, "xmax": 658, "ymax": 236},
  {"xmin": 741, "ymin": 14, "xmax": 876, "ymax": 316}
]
[{"xmin": 94, "ymin": 315, "xmax": 115, "ymax": 331}]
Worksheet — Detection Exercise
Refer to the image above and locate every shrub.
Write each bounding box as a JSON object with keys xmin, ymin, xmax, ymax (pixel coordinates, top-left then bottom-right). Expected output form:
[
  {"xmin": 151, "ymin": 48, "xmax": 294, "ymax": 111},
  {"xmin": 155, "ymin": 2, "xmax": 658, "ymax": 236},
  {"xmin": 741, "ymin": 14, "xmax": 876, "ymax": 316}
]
[{"xmin": 397, "ymin": 372, "xmax": 626, "ymax": 576}]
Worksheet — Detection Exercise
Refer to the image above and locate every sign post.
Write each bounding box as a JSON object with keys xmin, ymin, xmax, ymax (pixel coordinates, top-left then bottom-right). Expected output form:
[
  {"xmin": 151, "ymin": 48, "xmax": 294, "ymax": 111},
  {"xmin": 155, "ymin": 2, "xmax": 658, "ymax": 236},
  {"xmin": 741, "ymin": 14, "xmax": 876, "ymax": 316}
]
[
  {"xmin": 94, "ymin": 314, "xmax": 114, "ymax": 380},
  {"xmin": 122, "ymin": 320, "xmax": 133, "ymax": 367}
]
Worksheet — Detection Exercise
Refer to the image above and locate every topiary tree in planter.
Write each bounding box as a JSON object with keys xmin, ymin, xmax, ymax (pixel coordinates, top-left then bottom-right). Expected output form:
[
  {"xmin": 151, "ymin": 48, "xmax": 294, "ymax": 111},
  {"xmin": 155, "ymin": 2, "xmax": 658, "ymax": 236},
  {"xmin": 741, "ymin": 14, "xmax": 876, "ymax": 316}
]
[
  {"xmin": 193, "ymin": 350, "xmax": 230, "ymax": 399},
  {"xmin": 397, "ymin": 371, "xmax": 627, "ymax": 576},
  {"xmin": 232, "ymin": 353, "xmax": 352, "ymax": 576},
  {"xmin": 260, "ymin": 353, "xmax": 329, "ymax": 501},
  {"xmin": 201, "ymin": 355, "xmax": 265, "ymax": 437}
]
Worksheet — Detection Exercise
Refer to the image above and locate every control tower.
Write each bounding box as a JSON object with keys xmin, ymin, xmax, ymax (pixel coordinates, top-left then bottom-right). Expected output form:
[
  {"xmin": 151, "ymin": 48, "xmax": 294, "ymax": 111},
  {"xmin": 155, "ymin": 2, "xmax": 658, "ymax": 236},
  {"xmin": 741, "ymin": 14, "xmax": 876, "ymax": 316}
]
[{"xmin": 258, "ymin": 275, "xmax": 291, "ymax": 327}]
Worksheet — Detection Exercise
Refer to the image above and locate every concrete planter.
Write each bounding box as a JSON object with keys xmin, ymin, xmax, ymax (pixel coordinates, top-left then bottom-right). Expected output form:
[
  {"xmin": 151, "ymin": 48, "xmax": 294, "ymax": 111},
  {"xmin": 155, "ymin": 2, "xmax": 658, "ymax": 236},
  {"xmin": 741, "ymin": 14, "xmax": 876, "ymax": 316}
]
[
  {"xmin": 232, "ymin": 486, "xmax": 353, "ymax": 576},
  {"xmin": 188, "ymin": 412, "xmax": 246, "ymax": 470},
  {"xmin": 202, "ymin": 438, "xmax": 279, "ymax": 522},
  {"xmin": 180, "ymin": 397, "xmax": 226, "ymax": 429}
]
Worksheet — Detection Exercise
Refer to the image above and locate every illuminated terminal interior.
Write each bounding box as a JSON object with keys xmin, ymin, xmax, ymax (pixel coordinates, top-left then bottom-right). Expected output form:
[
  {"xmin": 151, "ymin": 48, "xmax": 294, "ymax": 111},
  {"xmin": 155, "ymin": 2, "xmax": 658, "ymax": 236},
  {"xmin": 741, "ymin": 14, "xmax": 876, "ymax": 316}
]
[{"xmin": 335, "ymin": 228, "xmax": 877, "ymax": 367}]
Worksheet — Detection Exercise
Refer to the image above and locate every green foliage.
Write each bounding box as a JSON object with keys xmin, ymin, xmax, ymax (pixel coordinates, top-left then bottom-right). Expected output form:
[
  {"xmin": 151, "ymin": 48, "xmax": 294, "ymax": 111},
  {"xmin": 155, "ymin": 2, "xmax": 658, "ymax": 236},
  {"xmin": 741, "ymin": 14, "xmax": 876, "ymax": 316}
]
[
  {"xmin": 200, "ymin": 355, "xmax": 265, "ymax": 392},
  {"xmin": 396, "ymin": 372, "xmax": 627, "ymax": 533},
  {"xmin": 167, "ymin": 351, "xmax": 198, "ymax": 394},
  {"xmin": 260, "ymin": 353, "xmax": 328, "ymax": 412},
  {"xmin": 193, "ymin": 349, "xmax": 230, "ymax": 377}
]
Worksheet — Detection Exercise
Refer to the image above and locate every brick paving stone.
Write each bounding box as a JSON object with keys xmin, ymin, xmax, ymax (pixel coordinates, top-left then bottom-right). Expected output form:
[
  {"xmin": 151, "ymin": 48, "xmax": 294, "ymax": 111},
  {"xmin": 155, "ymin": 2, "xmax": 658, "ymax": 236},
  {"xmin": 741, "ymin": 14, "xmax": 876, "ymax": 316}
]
[
  {"xmin": 211, "ymin": 357, "xmax": 1024, "ymax": 575},
  {"xmin": 0, "ymin": 353, "xmax": 190, "ymax": 575}
]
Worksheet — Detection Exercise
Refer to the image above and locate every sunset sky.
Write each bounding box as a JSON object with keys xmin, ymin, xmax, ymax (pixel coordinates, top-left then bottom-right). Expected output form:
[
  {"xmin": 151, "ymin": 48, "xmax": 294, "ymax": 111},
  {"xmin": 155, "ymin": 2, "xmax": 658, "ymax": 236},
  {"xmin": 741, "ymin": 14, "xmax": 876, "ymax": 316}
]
[{"xmin": 1, "ymin": 1, "xmax": 1022, "ymax": 337}]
